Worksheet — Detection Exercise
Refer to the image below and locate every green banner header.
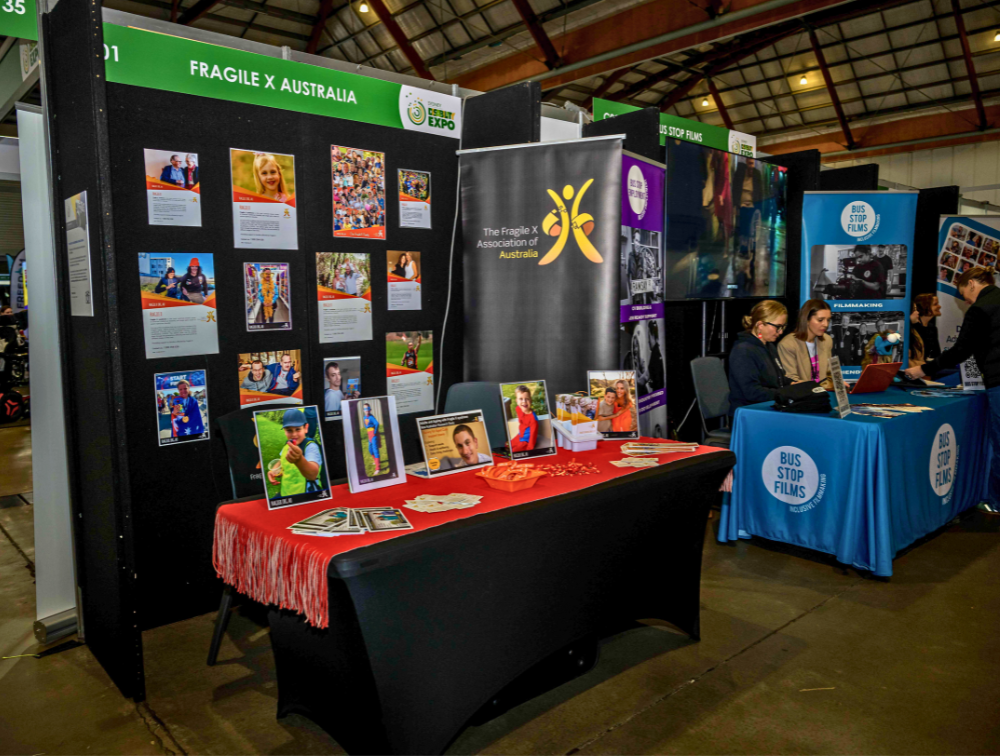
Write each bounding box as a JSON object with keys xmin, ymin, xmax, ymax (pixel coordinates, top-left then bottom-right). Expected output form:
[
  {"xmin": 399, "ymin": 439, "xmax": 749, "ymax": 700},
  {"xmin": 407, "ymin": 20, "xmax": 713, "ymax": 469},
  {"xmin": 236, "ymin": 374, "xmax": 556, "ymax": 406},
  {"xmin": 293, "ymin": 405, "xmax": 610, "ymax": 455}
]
[
  {"xmin": 0, "ymin": 0, "xmax": 37, "ymax": 41},
  {"xmin": 593, "ymin": 97, "xmax": 755, "ymax": 157},
  {"xmin": 102, "ymin": 24, "xmax": 462, "ymax": 138}
]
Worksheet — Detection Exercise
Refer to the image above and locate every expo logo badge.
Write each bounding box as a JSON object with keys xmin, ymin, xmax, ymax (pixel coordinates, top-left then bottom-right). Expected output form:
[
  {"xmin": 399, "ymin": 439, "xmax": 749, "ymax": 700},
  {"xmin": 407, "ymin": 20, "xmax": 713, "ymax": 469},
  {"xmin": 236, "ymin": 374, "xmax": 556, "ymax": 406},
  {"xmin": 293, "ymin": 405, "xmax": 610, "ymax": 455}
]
[
  {"xmin": 406, "ymin": 99, "xmax": 427, "ymax": 126},
  {"xmin": 930, "ymin": 423, "xmax": 957, "ymax": 503},
  {"xmin": 841, "ymin": 200, "xmax": 880, "ymax": 242},
  {"xmin": 761, "ymin": 446, "xmax": 826, "ymax": 513},
  {"xmin": 626, "ymin": 165, "xmax": 648, "ymax": 221}
]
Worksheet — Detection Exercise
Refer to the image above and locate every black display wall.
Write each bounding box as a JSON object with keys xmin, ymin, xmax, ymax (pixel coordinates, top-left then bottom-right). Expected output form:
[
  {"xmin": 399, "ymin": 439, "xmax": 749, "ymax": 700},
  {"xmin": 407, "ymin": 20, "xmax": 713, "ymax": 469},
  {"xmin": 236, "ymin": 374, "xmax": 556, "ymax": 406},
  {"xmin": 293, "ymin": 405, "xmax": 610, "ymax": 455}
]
[
  {"xmin": 46, "ymin": 9, "xmax": 464, "ymax": 640},
  {"xmin": 914, "ymin": 186, "xmax": 960, "ymax": 297},
  {"xmin": 103, "ymin": 85, "xmax": 460, "ymax": 630},
  {"xmin": 582, "ymin": 106, "xmax": 660, "ymax": 162},
  {"xmin": 42, "ymin": 0, "xmax": 145, "ymax": 700},
  {"xmin": 819, "ymin": 163, "xmax": 880, "ymax": 191}
]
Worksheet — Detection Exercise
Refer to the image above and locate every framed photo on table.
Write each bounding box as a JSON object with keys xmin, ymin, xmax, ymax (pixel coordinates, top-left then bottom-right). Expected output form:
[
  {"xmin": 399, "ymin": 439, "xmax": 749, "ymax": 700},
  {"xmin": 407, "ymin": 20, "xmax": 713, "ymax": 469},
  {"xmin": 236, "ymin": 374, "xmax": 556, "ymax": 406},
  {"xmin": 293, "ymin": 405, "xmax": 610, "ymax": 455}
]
[
  {"xmin": 415, "ymin": 410, "xmax": 494, "ymax": 477},
  {"xmin": 587, "ymin": 370, "xmax": 639, "ymax": 439},
  {"xmin": 498, "ymin": 380, "xmax": 557, "ymax": 460},
  {"xmin": 254, "ymin": 405, "xmax": 332, "ymax": 510},
  {"xmin": 342, "ymin": 396, "xmax": 406, "ymax": 493}
]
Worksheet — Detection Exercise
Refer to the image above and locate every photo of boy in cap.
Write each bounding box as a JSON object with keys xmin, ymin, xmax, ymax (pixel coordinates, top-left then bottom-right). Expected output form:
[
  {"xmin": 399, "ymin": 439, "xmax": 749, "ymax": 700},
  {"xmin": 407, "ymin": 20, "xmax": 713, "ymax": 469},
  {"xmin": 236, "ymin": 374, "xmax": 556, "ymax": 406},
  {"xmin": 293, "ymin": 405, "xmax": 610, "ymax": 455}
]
[{"xmin": 255, "ymin": 405, "xmax": 329, "ymax": 509}]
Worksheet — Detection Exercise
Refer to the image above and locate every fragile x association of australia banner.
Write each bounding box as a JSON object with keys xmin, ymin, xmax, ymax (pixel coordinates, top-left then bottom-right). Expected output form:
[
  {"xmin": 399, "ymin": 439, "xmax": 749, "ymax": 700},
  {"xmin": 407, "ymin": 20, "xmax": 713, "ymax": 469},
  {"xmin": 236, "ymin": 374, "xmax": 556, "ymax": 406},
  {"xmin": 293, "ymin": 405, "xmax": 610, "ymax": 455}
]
[
  {"xmin": 460, "ymin": 137, "xmax": 622, "ymax": 396},
  {"xmin": 800, "ymin": 191, "xmax": 917, "ymax": 379}
]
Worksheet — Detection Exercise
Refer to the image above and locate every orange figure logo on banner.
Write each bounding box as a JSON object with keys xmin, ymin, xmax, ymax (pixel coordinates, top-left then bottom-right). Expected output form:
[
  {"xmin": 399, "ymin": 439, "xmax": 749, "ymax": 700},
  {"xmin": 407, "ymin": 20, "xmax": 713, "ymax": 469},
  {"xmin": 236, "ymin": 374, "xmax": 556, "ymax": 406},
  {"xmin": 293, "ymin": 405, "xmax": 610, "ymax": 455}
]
[
  {"xmin": 204, "ymin": 311, "xmax": 216, "ymax": 322},
  {"xmin": 539, "ymin": 179, "xmax": 601, "ymax": 266}
]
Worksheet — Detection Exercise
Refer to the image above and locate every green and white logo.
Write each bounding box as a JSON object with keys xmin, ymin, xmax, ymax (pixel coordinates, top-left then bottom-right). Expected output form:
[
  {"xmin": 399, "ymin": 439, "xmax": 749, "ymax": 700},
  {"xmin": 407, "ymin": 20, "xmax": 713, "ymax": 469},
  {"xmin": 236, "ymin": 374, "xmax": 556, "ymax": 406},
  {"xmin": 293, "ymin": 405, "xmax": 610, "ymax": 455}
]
[
  {"xmin": 407, "ymin": 99, "xmax": 427, "ymax": 126},
  {"xmin": 398, "ymin": 86, "xmax": 461, "ymax": 138}
]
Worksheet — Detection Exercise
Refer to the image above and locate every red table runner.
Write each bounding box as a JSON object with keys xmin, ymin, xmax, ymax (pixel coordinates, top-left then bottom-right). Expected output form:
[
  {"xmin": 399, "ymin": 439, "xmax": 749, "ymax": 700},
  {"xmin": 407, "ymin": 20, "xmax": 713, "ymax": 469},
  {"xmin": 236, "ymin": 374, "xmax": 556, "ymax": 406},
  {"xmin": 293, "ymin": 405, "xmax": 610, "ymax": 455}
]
[{"xmin": 214, "ymin": 441, "xmax": 725, "ymax": 627}]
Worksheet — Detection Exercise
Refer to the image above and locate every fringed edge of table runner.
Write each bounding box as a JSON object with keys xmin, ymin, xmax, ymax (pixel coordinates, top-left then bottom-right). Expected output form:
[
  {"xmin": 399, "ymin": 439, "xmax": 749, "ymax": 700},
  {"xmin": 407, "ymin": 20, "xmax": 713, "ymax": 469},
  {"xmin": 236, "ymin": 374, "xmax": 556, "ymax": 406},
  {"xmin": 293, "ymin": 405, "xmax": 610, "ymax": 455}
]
[{"xmin": 213, "ymin": 511, "xmax": 332, "ymax": 629}]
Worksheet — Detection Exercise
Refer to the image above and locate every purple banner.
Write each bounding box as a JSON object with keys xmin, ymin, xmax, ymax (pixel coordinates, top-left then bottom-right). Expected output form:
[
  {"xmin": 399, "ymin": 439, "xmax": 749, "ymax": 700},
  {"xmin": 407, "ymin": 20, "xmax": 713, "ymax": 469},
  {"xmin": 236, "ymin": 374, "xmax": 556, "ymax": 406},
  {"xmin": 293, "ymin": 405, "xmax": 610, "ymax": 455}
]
[
  {"xmin": 621, "ymin": 154, "xmax": 664, "ymax": 232},
  {"xmin": 621, "ymin": 302, "xmax": 664, "ymax": 322},
  {"xmin": 639, "ymin": 388, "xmax": 666, "ymax": 412}
]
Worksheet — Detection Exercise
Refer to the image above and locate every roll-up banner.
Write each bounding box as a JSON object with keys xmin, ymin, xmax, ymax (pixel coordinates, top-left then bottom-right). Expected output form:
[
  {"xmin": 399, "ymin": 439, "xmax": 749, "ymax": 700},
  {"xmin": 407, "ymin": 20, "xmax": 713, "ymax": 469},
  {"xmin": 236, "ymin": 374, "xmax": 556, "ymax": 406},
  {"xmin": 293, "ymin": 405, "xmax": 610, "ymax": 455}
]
[
  {"xmin": 801, "ymin": 191, "xmax": 918, "ymax": 380},
  {"xmin": 936, "ymin": 217, "xmax": 1000, "ymax": 361},
  {"xmin": 620, "ymin": 152, "xmax": 668, "ymax": 438},
  {"xmin": 460, "ymin": 136, "xmax": 623, "ymax": 397}
]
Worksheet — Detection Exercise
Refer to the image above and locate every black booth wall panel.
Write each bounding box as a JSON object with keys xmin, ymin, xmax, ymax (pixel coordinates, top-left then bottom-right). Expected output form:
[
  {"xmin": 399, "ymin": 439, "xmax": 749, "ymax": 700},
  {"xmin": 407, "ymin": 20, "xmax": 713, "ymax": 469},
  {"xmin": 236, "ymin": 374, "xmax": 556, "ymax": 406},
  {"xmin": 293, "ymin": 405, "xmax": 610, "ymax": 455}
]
[
  {"xmin": 42, "ymin": 4, "xmax": 145, "ymax": 699},
  {"xmin": 104, "ymin": 84, "xmax": 460, "ymax": 629},
  {"xmin": 914, "ymin": 186, "xmax": 960, "ymax": 297}
]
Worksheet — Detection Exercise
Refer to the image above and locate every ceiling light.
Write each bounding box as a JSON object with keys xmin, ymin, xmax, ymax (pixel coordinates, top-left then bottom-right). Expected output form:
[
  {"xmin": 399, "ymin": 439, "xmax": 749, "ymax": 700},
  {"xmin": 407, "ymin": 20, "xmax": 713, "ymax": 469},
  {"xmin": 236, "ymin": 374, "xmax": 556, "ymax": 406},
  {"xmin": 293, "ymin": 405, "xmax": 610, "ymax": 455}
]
[
  {"xmin": 800, "ymin": 74, "xmax": 808, "ymax": 85},
  {"xmin": 995, "ymin": 30, "xmax": 1000, "ymax": 42},
  {"xmin": 702, "ymin": 97, "xmax": 709, "ymax": 106},
  {"xmin": 359, "ymin": 1, "xmax": 369, "ymax": 11}
]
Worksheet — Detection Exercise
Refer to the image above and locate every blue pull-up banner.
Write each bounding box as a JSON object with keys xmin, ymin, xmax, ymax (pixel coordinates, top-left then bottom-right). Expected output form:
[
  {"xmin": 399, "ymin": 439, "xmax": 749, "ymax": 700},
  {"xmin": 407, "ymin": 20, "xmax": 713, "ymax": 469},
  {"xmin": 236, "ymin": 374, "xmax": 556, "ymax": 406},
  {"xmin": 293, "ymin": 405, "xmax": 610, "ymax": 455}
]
[{"xmin": 801, "ymin": 191, "xmax": 918, "ymax": 379}]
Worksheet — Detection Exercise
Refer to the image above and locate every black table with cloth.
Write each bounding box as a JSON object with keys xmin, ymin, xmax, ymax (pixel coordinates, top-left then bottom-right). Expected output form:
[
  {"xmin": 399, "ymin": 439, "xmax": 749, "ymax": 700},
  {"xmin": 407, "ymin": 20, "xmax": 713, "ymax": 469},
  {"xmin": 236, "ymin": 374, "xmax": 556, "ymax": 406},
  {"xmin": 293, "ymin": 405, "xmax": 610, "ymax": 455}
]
[{"xmin": 215, "ymin": 444, "xmax": 734, "ymax": 754}]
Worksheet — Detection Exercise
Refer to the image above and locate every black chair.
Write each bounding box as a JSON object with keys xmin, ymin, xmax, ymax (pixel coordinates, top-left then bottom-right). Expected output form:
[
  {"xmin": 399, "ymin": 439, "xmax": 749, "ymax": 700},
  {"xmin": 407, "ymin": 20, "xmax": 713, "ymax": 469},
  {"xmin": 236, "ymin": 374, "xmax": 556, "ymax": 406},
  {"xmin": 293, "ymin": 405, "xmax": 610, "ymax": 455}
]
[
  {"xmin": 443, "ymin": 381, "xmax": 508, "ymax": 452},
  {"xmin": 690, "ymin": 356, "xmax": 731, "ymax": 449},
  {"xmin": 207, "ymin": 403, "xmax": 297, "ymax": 666}
]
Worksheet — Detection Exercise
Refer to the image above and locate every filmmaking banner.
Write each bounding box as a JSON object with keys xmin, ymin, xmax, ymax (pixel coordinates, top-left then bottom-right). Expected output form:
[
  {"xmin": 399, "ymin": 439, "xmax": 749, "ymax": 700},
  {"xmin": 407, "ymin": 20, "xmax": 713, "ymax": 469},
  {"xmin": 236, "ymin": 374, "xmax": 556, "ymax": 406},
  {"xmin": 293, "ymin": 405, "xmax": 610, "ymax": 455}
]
[
  {"xmin": 460, "ymin": 136, "xmax": 622, "ymax": 397},
  {"xmin": 801, "ymin": 191, "xmax": 918, "ymax": 380},
  {"xmin": 620, "ymin": 152, "xmax": 667, "ymax": 438},
  {"xmin": 936, "ymin": 216, "xmax": 1000, "ymax": 367}
]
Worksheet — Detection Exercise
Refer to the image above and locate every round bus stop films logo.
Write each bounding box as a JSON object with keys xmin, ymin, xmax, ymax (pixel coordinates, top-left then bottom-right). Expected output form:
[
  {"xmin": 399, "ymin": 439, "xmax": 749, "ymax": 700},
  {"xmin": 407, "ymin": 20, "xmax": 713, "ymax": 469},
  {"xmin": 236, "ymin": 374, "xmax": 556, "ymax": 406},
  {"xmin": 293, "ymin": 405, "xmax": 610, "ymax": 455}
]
[
  {"xmin": 841, "ymin": 200, "xmax": 880, "ymax": 241},
  {"xmin": 762, "ymin": 446, "xmax": 821, "ymax": 507},
  {"xmin": 626, "ymin": 164, "xmax": 648, "ymax": 220},
  {"xmin": 930, "ymin": 423, "xmax": 957, "ymax": 498}
]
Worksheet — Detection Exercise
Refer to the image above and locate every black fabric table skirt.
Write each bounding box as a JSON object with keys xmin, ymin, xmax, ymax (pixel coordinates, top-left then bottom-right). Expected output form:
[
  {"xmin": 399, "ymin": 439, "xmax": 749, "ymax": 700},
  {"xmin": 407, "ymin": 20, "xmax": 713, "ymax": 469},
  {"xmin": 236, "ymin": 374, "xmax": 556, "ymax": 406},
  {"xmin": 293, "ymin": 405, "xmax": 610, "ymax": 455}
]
[{"xmin": 267, "ymin": 450, "xmax": 735, "ymax": 754}]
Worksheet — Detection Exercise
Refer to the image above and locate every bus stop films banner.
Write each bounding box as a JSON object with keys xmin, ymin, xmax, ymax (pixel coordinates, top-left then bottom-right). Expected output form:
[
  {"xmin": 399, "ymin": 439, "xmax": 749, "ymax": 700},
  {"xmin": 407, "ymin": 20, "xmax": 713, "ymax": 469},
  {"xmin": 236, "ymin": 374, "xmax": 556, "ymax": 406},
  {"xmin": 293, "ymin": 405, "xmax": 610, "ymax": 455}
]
[
  {"xmin": 460, "ymin": 137, "xmax": 622, "ymax": 397},
  {"xmin": 800, "ymin": 192, "xmax": 917, "ymax": 380},
  {"xmin": 154, "ymin": 370, "xmax": 209, "ymax": 446},
  {"xmin": 620, "ymin": 154, "xmax": 667, "ymax": 437},
  {"xmin": 139, "ymin": 252, "xmax": 219, "ymax": 359}
]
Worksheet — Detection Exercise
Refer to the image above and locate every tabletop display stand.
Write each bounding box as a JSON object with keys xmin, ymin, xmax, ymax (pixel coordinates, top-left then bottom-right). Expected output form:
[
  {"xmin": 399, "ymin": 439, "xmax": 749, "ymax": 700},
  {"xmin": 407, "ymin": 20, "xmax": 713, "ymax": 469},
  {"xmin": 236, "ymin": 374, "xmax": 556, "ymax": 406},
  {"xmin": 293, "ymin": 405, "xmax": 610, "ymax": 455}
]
[{"xmin": 41, "ymin": 0, "xmax": 468, "ymax": 698}]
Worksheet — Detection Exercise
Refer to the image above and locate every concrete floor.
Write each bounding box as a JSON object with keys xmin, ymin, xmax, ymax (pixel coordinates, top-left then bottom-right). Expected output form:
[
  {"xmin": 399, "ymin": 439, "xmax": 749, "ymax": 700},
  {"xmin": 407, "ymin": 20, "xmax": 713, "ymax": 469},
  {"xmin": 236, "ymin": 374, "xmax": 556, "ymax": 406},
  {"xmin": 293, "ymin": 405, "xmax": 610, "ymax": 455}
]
[{"xmin": 2, "ymin": 423, "xmax": 1000, "ymax": 754}]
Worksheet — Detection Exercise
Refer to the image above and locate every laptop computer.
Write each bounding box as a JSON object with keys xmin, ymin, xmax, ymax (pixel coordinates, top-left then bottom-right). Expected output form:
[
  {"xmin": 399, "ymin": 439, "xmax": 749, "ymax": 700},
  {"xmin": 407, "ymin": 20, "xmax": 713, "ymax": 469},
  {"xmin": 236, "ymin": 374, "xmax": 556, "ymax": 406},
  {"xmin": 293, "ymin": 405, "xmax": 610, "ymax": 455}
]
[{"xmin": 849, "ymin": 362, "xmax": 902, "ymax": 394}]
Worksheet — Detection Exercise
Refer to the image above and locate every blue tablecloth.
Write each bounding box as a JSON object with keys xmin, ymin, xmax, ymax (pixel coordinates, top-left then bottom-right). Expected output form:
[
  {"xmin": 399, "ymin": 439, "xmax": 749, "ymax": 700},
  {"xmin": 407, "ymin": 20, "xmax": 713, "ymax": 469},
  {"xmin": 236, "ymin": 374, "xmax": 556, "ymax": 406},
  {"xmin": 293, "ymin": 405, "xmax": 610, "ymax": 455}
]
[{"xmin": 719, "ymin": 386, "xmax": 989, "ymax": 576}]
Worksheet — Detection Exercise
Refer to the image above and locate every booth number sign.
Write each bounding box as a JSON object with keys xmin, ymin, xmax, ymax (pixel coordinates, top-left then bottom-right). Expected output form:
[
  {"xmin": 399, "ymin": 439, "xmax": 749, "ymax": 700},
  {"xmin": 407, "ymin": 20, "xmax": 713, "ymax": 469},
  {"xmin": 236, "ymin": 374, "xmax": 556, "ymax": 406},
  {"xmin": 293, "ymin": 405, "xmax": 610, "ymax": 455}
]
[{"xmin": 0, "ymin": 0, "xmax": 37, "ymax": 41}]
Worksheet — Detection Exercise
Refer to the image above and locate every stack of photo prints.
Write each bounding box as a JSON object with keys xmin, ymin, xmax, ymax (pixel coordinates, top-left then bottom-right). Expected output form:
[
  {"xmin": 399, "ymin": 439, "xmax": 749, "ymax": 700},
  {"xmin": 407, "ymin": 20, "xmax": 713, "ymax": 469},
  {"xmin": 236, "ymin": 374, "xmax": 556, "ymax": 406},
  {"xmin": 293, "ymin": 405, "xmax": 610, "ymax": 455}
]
[{"xmin": 288, "ymin": 507, "xmax": 413, "ymax": 537}]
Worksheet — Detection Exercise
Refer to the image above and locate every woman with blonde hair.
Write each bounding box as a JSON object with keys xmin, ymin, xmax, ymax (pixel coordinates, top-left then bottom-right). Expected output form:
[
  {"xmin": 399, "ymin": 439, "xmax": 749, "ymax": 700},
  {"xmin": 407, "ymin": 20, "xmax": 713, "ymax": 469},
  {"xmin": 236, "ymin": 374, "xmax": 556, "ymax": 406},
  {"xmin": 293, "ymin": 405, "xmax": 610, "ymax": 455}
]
[
  {"xmin": 611, "ymin": 379, "xmax": 635, "ymax": 433},
  {"xmin": 404, "ymin": 252, "xmax": 419, "ymax": 280},
  {"xmin": 905, "ymin": 266, "xmax": 1000, "ymax": 514},
  {"xmin": 728, "ymin": 299, "xmax": 792, "ymax": 414},
  {"xmin": 253, "ymin": 152, "xmax": 290, "ymax": 201},
  {"xmin": 777, "ymin": 299, "xmax": 833, "ymax": 388}
]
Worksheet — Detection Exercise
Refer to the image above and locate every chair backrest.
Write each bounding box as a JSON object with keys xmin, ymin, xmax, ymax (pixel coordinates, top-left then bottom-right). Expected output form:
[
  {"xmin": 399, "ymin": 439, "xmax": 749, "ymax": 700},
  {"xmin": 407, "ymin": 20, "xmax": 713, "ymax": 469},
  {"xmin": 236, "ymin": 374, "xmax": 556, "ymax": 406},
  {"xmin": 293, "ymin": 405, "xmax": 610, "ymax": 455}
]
[
  {"xmin": 216, "ymin": 402, "xmax": 300, "ymax": 499},
  {"xmin": 690, "ymin": 357, "xmax": 730, "ymax": 421},
  {"xmin": 444, "ymin": 381, "xmax": 508, "ymax": 452}
]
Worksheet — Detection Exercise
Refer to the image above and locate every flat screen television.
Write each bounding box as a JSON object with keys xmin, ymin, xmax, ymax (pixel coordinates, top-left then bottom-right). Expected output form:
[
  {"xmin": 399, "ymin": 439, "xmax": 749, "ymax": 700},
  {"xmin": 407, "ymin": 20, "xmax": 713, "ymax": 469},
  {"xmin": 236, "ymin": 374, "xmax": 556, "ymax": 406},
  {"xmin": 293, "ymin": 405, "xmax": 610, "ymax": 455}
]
[{"xmin": 663, "ymin": 139, "xmax": 788, "ymax": 300}]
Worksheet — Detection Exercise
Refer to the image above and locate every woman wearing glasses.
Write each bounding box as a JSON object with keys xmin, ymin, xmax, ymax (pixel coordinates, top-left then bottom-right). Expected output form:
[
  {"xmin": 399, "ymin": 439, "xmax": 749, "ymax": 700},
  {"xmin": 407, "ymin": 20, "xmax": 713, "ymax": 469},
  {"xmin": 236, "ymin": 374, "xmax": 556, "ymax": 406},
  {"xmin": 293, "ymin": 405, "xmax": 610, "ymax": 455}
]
[{"xmin": 728, "ymin": 299, "xmax": 793, "ymax": 414}]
